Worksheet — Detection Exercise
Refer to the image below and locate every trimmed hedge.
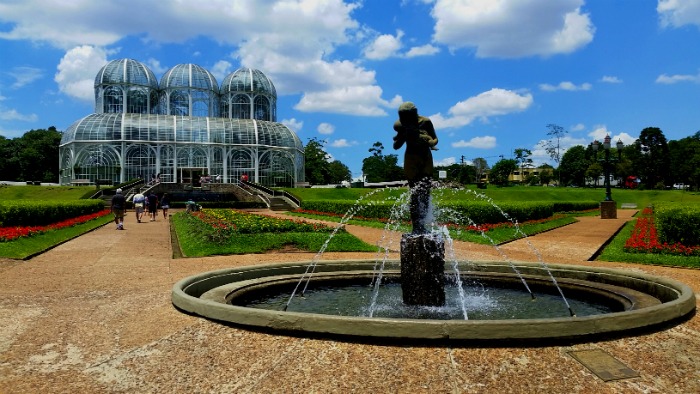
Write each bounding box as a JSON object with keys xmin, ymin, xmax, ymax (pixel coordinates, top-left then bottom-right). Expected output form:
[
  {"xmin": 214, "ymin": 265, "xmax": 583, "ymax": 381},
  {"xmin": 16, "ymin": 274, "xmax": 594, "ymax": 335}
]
[
  {"xmin": 299, "ymin": 200, "xmax": 595, "ymax": 224},
  {"xmin": 170, "ymin": 200, "xmax": 267, "ymax": 209},
  {"xmin": 0, "ymin": 199, "xmax": 105, "ymax": 227},
  {"xmin": 655, "ymin": 203, "xmax": 700, "ymax": 246}
]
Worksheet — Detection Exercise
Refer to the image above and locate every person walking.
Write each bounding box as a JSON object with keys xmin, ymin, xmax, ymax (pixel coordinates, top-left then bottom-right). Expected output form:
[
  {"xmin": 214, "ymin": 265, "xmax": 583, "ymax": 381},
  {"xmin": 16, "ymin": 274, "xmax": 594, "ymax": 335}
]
[
  {"xmin": 111, "ymin": 188, "xmax": 126, "ymax": 230},
  {"xmin": 147, "ymin": 191, "xmax": 159, "ymax": 221},
  {"xmin": 160, "ymin": 193, "xmax": 170, "ymax": 220},
  {"xmin": 133, "ymin": 191, "xmax": 145, "ymax": 223}
]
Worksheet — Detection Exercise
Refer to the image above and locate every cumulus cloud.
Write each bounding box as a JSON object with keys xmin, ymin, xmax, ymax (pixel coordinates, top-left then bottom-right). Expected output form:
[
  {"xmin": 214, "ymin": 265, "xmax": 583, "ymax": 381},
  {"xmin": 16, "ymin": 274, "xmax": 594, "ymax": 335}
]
[
  {"xmin": 405, "ymin": 44, "xmax": 440, "ymax": 58},
  {"xmin": 656, "ymin": 71, "xmax": 700, "ymax": 84},
  {"xmin": 281, "ymin": 118, "xmax": 304, "ymax": 132},
  {"xmin": 658, "ymin": 0, "xmax": 700, "ymax": 28},
  {"xmin": 54, "ymin": 46, "xmax": 108, "ymax": 102},
  {"xmin": 431, "ymin": 0, "xmax": 594, "ymax": 58},
  {"xmin": 364, "ymin": 30, "xmax": 404, "ymax": 60},
  {"xmin": 434, "ymin": 157, "xmax": 456, "ymax": 167},
  {"xmin": 570, "ymin": 123, "xmax": 585, "ymax": 132},
  {"xmin": 210, "ymin": 60, "xmax": 233, "ymax": 83},
  {"xmin": 451, "ymin": 135, "xmax": 497, "ymax": 149},
  {"xmin": 430, "ymin": 88, "xmax": 533, "ymax": 129},
  {"xmin": 317, "ymin": 122, "xmax": 335, "ymax": 135},
  {"xmin": 539, "ymin": 81, "xmax": 592, "ymax": 91},
  {"xmin": 330, "ymin": 138, "xmax": 356, "ymax": 147}
]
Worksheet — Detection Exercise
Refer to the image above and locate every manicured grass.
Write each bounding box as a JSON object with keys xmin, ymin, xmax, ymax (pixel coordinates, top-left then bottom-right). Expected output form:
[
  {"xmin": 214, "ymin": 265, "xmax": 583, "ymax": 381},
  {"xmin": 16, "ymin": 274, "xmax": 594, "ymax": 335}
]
[
  {"xmin": 0, "ymin": 185, "xmax": 94, "ymax": 201},
  {"xmin": 0, "ymin": 215, "xmax": 113, "ymax": 259},
  {"xmin": 172, "ymin": 211, "xmax": 376, "ymax": 257},
  {"xmin": 598, "ymin": 221, "xmax": 700, "ymax": 268}
]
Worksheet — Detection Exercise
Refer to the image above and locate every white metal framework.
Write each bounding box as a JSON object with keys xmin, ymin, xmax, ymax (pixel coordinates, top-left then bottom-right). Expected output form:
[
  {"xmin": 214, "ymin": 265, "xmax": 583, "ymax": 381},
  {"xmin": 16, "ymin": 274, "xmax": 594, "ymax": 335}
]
[{"xmin": 60, "ymin": 59, "xmax": 304, "ymax": 187}]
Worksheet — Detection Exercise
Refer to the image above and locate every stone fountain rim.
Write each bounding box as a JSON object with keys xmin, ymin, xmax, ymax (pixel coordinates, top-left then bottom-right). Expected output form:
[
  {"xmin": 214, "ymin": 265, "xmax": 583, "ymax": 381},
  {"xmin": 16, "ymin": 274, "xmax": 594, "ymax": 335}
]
[{"xmin": 171, "ymin": 259, "xmax": 696, "ymax": 342}]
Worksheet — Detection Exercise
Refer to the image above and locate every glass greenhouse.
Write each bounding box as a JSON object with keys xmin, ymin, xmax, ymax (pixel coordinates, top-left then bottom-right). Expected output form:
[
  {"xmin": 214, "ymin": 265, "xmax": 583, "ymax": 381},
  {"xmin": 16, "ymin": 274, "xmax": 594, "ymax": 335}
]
[{"xmin": 60, "ymin": 59, "xmax": 304, "ymax": 187}]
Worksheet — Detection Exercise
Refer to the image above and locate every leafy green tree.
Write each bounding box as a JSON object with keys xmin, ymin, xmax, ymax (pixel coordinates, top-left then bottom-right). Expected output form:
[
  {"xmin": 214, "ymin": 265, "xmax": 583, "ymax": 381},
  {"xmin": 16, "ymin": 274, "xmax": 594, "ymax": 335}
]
[
  {"xmin": 669, "ymin": 132, "xmax": 700, "ymax": 190},
  {"xmin": 0, "ymin": 127, "xmax": 62, "ymax": 182},
  {"xmin": 435, "ymin": 163, "xmax": 476, "ymax": 185},
  {"xmin": 558, "ymin": 145, "xmax": 588, "ymax": 186},
  {"xmin": 327, "ymin": 160, "xmax": 351, "ymax": 183},
  {"xmin": 472, "ymin": 157, "xmax": 489, "ymax": 182},
  {"xmin": 585, "ymin": 162, "xmax": 603, "ymax": 186},
  {"xmin": 304, "ymin": 137, "xmax": 331, "ymax": 185},
  {"xmin": 537, "ymin": 164, "xmax": 554, "ymax": 185},
  {"xmin": 633, "ymin": 127, "xmax": 671, "ymax": 189},
  {"xmin": 489, "ymin": 158, "xmax": 517, "ymax": 186},
  {"xmin": 361, "ymin": 142, "xmax": 403, "ymax": 182}
]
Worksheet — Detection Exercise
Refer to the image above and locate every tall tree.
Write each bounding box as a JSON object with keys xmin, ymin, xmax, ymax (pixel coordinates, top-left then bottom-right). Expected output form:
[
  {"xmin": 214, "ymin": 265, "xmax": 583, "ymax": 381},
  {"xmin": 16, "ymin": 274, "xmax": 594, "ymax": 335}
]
[
  {"xmin": 541, "ymin": 124, "xmax": 568, "ymax": 185},
  {"xmin": 327, "ymin": 160, "xmax": 352, "ymax": 183},
  {"xmin": 304, "ymin": 137, "xmax": 331, "ymax": 185},
  {"xmin": 513, "ymin": 148, "xmax": 533, "ymax": 183},
  {"xmin": 669, "ymin": 132, "xmax": 700, "ymax": 190},
  {"xmin": 361, "ymin": 142, "xmax": 403, "ymax": 182},
  {"xmin": 558, "ymin": 145, "xmax": 588, "ymax": 186},
  {"xmin": 472, "ymin": 157, "xmax": 489, "ymax": 182},
  {"xmin": 489, "ymin": 158, "xmax": 517, "ymax": 186},
  {"xmin": 633, "ymin": 127, "xmax": 671, "ymax": 189}
]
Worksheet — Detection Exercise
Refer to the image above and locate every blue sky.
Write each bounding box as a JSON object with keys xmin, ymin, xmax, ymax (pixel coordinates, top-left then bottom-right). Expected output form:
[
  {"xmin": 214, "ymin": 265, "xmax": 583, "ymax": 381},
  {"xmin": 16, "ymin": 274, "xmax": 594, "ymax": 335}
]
[{"xmin": 1, "ymin": 0, "xmax": 700, "ymax": 180}]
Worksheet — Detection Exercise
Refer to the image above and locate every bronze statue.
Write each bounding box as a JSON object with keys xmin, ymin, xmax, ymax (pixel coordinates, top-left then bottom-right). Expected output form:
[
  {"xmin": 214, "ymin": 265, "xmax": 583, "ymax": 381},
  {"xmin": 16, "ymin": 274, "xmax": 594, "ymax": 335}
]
[{"xmin": 393, "ymin": 102, "xmax": 438, "ymax": 234}]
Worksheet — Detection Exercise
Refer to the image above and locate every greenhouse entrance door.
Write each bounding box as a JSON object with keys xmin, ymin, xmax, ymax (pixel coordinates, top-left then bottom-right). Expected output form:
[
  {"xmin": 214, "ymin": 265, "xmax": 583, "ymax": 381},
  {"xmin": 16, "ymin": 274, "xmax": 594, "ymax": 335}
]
[{"xmin": 180, "ymin": 168, "xmax": 206, "ymax": 187}]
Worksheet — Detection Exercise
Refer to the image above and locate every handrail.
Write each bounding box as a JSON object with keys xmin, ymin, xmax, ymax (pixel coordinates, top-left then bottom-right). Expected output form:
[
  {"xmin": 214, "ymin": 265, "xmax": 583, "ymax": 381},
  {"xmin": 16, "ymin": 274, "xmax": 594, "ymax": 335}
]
[{"xmin": 241, "ymin": 180, "xmax": 300, "ymax": 206}]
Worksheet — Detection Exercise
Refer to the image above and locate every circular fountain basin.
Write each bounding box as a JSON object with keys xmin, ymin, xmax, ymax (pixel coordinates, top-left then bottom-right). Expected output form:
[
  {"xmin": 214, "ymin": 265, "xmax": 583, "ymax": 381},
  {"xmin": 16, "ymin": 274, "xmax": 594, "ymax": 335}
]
[{"xmin": 171, "ymin": 260, "xmax": 696, "ymax": 342}]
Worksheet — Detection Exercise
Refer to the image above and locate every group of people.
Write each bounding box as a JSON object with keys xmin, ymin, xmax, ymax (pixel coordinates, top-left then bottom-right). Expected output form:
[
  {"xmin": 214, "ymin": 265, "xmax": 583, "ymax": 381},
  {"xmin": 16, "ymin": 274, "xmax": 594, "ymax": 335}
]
[{"xmin": 111, "ymin": 189, "xmax": 170, "ymax": 230}]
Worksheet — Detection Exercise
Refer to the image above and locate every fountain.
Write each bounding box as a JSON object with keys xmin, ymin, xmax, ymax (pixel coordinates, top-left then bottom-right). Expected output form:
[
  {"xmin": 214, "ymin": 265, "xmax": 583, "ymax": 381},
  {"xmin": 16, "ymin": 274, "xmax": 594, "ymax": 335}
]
[{"xmin": 171, "ymin": 102, "xmax": 695, "ymax": 343}]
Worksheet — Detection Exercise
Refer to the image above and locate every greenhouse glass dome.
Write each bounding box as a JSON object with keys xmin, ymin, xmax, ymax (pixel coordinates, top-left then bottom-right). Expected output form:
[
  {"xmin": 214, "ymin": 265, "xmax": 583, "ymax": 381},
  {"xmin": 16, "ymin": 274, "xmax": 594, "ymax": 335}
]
[{"xmin": 59, "ymin": 59, "xmax": 304, "ymax": 187}]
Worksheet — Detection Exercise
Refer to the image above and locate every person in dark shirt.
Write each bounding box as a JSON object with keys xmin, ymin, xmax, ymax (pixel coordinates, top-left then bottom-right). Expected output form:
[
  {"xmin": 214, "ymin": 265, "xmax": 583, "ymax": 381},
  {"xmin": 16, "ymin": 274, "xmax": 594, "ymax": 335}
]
[
  {"xmin": 147, "ymin": 192, "xmax": 159, "ymax": 222},
  {"xmin": 160, "ymin": 193, "xmax": 170, "ymax": 220},
  {"xmin": 111, "ymin": 188, "xmax": 126, "ymax": 230}
]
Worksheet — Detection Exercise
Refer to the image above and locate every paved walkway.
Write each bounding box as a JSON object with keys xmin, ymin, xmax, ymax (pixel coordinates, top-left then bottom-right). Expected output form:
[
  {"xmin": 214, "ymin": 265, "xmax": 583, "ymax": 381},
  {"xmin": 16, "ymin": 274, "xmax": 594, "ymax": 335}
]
[{"xmin": 1, "ymin": 208, "xmax": 699, "ymax": 393}]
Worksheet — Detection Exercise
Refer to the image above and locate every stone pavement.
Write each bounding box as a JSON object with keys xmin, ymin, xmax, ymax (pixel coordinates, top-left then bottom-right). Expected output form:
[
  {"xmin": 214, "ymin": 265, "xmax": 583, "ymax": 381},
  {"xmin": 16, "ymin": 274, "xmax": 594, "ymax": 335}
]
[{"xmin": 1, "ymin": 208, "xmax": 699, "ymax": 393}]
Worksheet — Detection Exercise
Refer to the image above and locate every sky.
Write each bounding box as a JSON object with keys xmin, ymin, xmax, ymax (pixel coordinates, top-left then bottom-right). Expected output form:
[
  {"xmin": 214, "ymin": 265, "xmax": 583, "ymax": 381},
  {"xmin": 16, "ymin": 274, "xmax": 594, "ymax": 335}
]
[{"xmin": 1, "ymin": 0, "xmax": 700, "ymax": 180}]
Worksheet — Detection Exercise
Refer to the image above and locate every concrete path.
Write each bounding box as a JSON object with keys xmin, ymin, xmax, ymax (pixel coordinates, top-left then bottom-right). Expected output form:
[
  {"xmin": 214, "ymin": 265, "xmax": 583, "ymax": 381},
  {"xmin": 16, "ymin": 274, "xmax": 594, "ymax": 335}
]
[{"xmin": 1, "ymin": 208, "xmax": 699, "ymax": 393}]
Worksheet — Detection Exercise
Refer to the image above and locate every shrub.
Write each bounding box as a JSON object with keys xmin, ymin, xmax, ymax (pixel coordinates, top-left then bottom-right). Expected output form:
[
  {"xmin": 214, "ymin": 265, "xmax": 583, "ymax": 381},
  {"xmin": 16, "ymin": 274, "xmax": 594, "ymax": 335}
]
[
  {"xmin": 0, "ymin": 200, "xmax": 105, "ymax": 227},
  {"xmin": 655, "ymin": 203, "xmax": 700, "ymax": 246}
]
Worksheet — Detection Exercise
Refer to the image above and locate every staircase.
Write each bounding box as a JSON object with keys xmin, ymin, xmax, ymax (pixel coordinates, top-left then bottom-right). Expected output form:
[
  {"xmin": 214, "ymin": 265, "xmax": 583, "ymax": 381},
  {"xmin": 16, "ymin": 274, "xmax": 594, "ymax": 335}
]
[{"xmin": 268, "ymin": 196, "xmax": 298, "ymax": 211}]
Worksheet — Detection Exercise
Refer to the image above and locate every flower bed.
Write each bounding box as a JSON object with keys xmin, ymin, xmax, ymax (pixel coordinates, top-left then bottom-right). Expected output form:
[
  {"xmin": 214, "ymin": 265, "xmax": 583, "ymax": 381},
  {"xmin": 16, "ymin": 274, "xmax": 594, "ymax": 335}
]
[
  {"xmin": 624, "ymin": 207, "xmax": 700, "ymax": 256},
  {"xmin": 189, "ymin": 209, "xmax": 340, "ymax": 237},
  {"xmin": 0, "ymin": 209, "xmax": 111, "ymax": 242}
]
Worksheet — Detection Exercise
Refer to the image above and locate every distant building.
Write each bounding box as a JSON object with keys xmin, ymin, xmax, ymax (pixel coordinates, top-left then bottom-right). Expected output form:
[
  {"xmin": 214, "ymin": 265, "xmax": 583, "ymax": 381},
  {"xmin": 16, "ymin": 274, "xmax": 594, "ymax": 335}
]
[{"xmin": 59, "ymin": 59, "xmax": 304, "ymax": 187}]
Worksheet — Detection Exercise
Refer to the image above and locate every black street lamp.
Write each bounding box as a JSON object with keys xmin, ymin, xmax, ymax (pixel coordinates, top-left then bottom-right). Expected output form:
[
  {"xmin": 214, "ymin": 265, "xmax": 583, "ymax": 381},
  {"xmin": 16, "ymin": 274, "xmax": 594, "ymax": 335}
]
[{"xmin": 591, "ymin": 135, "xmax": 624, "ymax": 219}]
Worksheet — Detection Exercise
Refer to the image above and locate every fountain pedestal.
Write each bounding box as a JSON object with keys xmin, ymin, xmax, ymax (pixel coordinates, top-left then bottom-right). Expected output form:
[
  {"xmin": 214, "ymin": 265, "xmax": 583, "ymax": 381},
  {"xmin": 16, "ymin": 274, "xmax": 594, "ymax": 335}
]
[{"xmin": 400, "ymin": 233, "xmax": 445, "ymax": 306}]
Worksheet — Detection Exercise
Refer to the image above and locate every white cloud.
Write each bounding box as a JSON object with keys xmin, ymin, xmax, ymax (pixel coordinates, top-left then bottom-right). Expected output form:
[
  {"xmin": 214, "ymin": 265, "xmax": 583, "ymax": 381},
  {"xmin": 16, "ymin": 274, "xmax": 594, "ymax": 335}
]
[
  {"xmin": 281, "ymin": 118, "xmax": 304, "ymax": 132},
  {"xmin": 210, "ymin": 60, "xmax": 233, "ymax": 83},
  {"xmin": 656, "ymin": 71, "xmax": 700, "ymax": 84},
  {"xmin": 600, "ymin": 75, "xmax": 622, "ymax": 84},
  {"xmin": 54, "ymin": 45, "xmax": 108, "ymax": 102},
  {"xmin": 364, "ymin": 30, "xmax": 404, "ymax": 60},
  {"xmin": 587, "ymin": 125, "xmax": 635, "ymax": 146},
  {"xmin": 405, "ymin": 44, "xmax": 440, "ymax": 58},
  {"xmin": 330, "ymin": 138, "xmax": 356, "ymax": 147},
  {"xmin": 8, "ymin": 67, "xmax": 43, "ymax": 89},
  {"xmin": 430, "ymin": 88, "xmax": 533, "ymax": 129},
  {"xmin": 431, "ymin": 0, "xmax": 594, "ymax": 58},
  {"xmin": 539, "ymin": 81, "xmax": 592, "ymax": 91},
  {"xmin": 434, "ymin": 157, "xmax": 456, "ymax": 167},
  {"xmin": 295, "ymin": 85, "xmax": 392, "ymax": 116},
  {"xmin": 451, "ymin": 135, "xmax": 497, "ymax": 149},
  {"xmin": 570, "ymin": 123, "xmax": 585, "ymax": 132},
  {"xmin": 144, "ymin": 58, "xmax": 168, "ymax": 75},
  {"xmin": 317, "ymin": 122, "xmax": 335, "ymax": 135},
  {"xmin": 0, "ymin": 107, "xmax": 38, "ymax": 122},
  {"xmin": 658, "ymin": 0, "xmax": 700, "ymax": 28}
]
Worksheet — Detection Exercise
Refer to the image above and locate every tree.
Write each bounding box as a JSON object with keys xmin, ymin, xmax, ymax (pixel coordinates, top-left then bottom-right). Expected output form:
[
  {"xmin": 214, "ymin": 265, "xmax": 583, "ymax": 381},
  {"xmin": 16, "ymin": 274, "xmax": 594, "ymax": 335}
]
[
  {"xmin": 669, "ymin": 132, "xmax": 700, "ymax": 190},
  {"xmin": 327, "ymin": 160, "xmax": 351, "ymax": 183},
  {"xmin": 513, "ymin": 148, "xmax": 533, "ymax": 184},
  {"xmin": 489, "ymin": 158, "xmax": 517, "ymax": 186},
  {"xmin": 585, "ymin": 162, "xmax": 603, "ymax": 186},
  {"xmin": 435, "ymin": 163, "xmax": 476, "ymax": 185},
  {"xmin": 472, "ymin": 157, "xmax": 489, "ymax": 182},
  {"xmin": 303, "ymin": 137, "xmax": 352, "ymax": 185},
  {"xmin": 558, "ymin": 145, "xmax": 588, "ymax": 186},
  {"xmin": 633, "ymin": 127, "xmax": 671, "ymax": 189},
  {"xmin": 304, "ymin": 137, "xmax": 331, "ymax": 185},
  {"xmin": 537, "ymin": 164, "xmax": 554, "ymax": 185},
  {"xmin": 0, "ymin": 127, "xmax": 63, "ymax": 182},
  {"xmin": 540, "ymin": 124, "xmax": 568, "ymax": 185},
  {"xmin": 361, "ymin": 142, "xmax": 403, "ymax": 183}
]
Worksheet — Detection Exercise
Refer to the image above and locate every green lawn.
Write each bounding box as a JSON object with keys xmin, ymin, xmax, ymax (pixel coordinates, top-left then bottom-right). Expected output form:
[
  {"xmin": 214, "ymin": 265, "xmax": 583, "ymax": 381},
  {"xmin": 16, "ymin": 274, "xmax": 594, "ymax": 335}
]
[{"xmin": 0, "ymin": 184, "xmax": 94, "ymax": 201}]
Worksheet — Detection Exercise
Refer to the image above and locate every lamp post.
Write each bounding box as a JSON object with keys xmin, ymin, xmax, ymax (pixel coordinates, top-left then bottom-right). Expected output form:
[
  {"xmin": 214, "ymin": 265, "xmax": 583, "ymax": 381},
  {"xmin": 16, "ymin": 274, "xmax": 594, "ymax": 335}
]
[{"xmin": 591, "ymin": 135, "xmax": 624, "ymax": 219}]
